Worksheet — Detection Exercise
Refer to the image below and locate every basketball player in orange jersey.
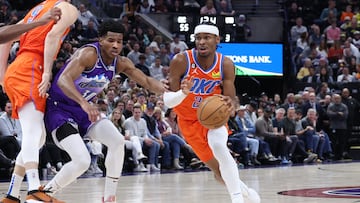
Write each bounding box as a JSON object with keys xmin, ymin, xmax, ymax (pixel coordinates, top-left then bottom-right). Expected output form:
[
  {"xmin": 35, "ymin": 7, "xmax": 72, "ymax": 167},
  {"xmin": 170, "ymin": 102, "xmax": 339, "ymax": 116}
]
[
  {"xmin": 163, "ymin": 22, "xmax": 261, "ymax": 203},
  {"xmin": 0, "ymin": 1, "xmax": 78, "ymax": 203}
]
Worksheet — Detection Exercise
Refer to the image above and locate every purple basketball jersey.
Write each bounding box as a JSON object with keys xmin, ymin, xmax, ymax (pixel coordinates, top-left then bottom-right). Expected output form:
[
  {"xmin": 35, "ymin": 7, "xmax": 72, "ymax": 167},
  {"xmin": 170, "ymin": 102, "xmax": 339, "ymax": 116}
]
[{"xmin": 45, "ymin": 42, "xmax": 117, "ymax": 136}]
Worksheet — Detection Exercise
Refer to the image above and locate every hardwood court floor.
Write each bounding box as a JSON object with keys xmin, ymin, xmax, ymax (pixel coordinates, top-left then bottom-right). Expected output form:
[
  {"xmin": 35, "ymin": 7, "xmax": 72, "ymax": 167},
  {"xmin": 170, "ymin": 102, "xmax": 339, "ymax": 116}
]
[{"xmin": 1, "ymin": 162, "xmax": 360, "ymax": 203}]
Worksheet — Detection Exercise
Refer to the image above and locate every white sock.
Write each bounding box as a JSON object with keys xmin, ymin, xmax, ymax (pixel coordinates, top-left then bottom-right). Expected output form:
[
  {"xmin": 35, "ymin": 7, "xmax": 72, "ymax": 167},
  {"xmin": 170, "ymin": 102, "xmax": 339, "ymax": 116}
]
[
  {"xmin": 104, "ymin": 176, "xmax": 119, "ymax": 200},
  {"xmin": 208, "ymin": 126, "xmax": 244, "ymax": 199},
  {"xmin": 26, "ymin": 169, "xmax": 41, "ymax": 191},
  {"xmin": 7, "ymin": 174, "xmax": 24, "ymax": 198}
]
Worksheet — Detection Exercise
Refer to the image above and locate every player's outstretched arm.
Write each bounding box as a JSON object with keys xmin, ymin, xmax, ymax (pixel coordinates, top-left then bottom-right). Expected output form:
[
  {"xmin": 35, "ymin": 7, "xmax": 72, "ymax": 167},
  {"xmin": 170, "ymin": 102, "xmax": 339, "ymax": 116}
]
[
  {"xmin": 40, "ymin": 2, "xmax": 78, "ymax": 98},
  {"xmin": 119, "ymin": 56, "xmax": 166, "ymax": 94},
  {"xmin": 163, "ymin": 53, "xmax": 189, "ymax": 108},
  {"xmin": 0, "ymin": 7, "xmax": 62, "ymax": 44}
]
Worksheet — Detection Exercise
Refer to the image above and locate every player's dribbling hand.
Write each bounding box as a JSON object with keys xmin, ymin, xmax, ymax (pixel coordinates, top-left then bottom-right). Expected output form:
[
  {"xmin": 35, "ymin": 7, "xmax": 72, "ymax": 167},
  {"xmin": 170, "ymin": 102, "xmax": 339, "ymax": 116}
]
[
  {"xmin": 38, "ymin": 72, "xmax": 52, "ymax": 98},
  {"xmin": 38, "ymin": 7, "xmax": 62, "ymax": 25},
  {"xmin": 217, "ymin": 95, "xmax": 234, "ymax": 113},
  {"xmin": 81, "ymin": 102, "xmax": 100, "ymax": 123},
  {"xmin": 180, "ymin": 77, "xmax": 193, "ymax": 95}
]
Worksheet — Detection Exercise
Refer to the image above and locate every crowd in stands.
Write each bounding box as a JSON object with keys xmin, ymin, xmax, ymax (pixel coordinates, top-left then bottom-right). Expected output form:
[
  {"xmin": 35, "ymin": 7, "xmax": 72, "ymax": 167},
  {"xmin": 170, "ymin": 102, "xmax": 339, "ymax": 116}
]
[
  {"xmin": 287, "ymin": 0, "xmax": 360, "ymax": 84},
  {"xmin": 1, "ymin": 0, "xmax": 360, "ymax": 180}
]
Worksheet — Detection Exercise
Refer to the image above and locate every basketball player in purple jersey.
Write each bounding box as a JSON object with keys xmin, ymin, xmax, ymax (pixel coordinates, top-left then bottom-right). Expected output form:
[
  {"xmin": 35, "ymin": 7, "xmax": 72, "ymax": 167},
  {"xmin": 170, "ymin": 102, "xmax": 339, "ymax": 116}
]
[{"xmin": 41, "ymin": 20, "xmax": 166, "ymax": 202}]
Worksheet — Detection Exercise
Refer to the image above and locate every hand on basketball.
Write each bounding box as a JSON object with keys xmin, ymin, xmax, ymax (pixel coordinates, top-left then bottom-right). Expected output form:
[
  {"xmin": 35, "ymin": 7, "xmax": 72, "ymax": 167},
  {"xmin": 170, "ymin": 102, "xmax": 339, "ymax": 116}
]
[
  {"xmin": 38, "ymin": 7, "xmax": 62, "ymax": 25},
  {"xmin": 181, "ymin": 77, "xmax": 193, "ymax": 95}
]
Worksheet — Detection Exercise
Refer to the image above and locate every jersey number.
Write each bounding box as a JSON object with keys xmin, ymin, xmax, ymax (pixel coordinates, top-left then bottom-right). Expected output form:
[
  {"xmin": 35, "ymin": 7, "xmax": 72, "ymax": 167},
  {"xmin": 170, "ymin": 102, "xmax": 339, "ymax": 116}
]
[
  {"xmin": 82, "ymin": 90, "xmax": 97, "ymax": 101},
  {"xmin": 192, "ymin": 96, "xmax": 203, "ymax": 108}
]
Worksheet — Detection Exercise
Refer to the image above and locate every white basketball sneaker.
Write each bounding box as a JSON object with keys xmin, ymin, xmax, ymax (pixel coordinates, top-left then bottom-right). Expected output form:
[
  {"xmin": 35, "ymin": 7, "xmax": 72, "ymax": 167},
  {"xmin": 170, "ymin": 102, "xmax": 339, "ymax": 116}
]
[{"xmin": 243, "ymin": 188, "xmax": 260, "ymax": 203}]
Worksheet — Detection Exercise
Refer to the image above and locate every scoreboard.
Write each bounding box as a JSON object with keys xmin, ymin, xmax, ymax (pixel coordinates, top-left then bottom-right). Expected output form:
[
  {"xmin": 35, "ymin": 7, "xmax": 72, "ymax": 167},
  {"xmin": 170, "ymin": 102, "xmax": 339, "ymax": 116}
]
[{"xmin": 172, "ymin": 14, "xmax": 236, "ymax": 43}]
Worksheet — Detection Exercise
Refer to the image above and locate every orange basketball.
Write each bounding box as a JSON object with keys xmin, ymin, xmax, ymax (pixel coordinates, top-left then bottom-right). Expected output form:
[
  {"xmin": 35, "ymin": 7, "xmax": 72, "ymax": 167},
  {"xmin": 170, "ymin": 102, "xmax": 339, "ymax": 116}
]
[{"xmin": 197, "ymin": 95, "xmax": 231, "ymax": 129}]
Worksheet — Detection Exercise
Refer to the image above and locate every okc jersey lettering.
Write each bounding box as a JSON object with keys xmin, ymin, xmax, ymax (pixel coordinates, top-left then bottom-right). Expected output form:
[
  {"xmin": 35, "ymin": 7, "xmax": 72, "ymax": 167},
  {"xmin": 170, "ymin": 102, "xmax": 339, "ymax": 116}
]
[
  {"xmin": 174, "ymin": 49, "xmax": 224, "ymax": 120},
  {"xmin": 191, "ymin": 78, "xmax": 221, "ymax": 94}
]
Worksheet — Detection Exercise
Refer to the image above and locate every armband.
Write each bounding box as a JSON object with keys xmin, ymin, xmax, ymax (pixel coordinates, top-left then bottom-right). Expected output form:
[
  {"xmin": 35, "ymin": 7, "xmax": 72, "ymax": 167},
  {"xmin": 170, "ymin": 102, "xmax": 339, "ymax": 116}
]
[{"xmin": 163, "ymin": 90, "xmax": 187, "ymax": 108}]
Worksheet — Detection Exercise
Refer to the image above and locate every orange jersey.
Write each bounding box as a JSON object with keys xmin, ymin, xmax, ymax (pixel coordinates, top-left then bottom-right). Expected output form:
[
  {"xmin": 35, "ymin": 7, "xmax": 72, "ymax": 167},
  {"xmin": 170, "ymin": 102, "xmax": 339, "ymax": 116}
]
[
  {"xmin": 4, "ymin": 0, "xmax": 70, "ymax": 118},
  {"xmin": 174, "ymin": 49, "xmax": 224, "ymax": 121},
  {"xmin": 18, "ymin": 0, "xmax": 70, "ymax": 57}
]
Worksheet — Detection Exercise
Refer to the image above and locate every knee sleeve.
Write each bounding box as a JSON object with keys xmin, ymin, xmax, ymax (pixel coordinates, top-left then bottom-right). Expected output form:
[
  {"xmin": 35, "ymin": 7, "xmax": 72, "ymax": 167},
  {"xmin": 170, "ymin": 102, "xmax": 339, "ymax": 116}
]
[{"xmin": 56, "ymin": 123, "xmax": 78, "ymax": 142}]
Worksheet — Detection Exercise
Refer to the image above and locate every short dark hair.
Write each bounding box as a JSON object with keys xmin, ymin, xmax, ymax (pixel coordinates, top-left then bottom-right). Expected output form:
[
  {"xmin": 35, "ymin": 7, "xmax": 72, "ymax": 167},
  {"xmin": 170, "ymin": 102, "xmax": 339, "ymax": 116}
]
[{"xmin": 98, "ymin": 20, "xmax": 125, "ymax": 37}]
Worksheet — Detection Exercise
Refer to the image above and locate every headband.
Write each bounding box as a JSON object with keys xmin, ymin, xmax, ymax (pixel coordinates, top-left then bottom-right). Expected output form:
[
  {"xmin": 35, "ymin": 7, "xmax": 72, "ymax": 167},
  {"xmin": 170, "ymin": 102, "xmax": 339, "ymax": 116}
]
[{"xmin": 194, "ymin": 24, "xmax": 219, "ymax": 36}]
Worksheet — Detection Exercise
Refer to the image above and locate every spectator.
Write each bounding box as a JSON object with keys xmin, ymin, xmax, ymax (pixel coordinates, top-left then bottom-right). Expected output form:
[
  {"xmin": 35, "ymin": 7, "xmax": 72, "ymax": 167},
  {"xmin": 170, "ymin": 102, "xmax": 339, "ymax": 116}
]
[
  {"xmin": 141, "ymin": 103, "xmax": 167, "ymax": 170},
  {"xmin": 317, "ymin": 66, "xmax": 334, "ymax": 83},
  {"xmin": 0, "ymin": 2, "xmax": 10, "ymax": 25},
  {"xmin": 82, "ymin": 20, "xmax": 98, "ymax": 42},
  {"xmin": 234, "ymin": 106, "xmax": 261, "ymax": 166},
  {"xmin": 124, "ymin": 104, "xmax": 161, "ymax": 171},
  {"xmin": 0, "ymin": 100, "xmax": 22, "ymax": 145},
  {"xmin": 149, "ymin": 57, "xmax": 165, "ymax": 81},
  {"xmin": 168, "ymin": 0, "xmax": 185, "ymax": 13},
  {"xmin": 150, "ymin": 0, "xmax": 169, "ymax": 13},
  {"xmin": 127, "ymin": 42, "xmax": 142, "ymax": 65},
  {"xmin": 316, "ymin": 39, "xmax": 328, "ymax": 59},
  {"xmin": 296, "ymin": 32, "xmax": 309, "ymax": 54},
  {"xmin": 282, "ymin": 107, "xmax": 318, "ymax": 164},
  {"xmin": 340, "ymin": 4, "xmax": 354, "ymax": 22},
  {"xmin": 325, "ymin": 18, "xmax": 341, "ymax": 44},
  {"xmin": 137, "ymin": 0, "xmax": 151, "ymax": 14},
  {"xmin": 287, "ymin": 2, "xmax": 302, "ymax": 27},
  {"xmin": 217, "ymin": 0, "xmax": 235, "ymax": 16},
  {"xmin": 163, "ymin": 108, "xmax": 203, "ymax": 169},
  {"xmin": 302, "ymin": 66, "xmax": 317, "ymax": 83},
  {"xmin": 78, "ymin": 3, "xmax": 99, "ymax": 30},
  {"xmin": 314, "ymin": 58, "xmax": 333, "ymax": 78},
  {"xmin": 271, "ymin": 108, "xmax": 294, "ymax": 164},
  {"xmin": 148, "ymin": 35, "xmax": 163, "ymax": 55},
  {"xmin": 290, "ymin": 17, "xmax": 308, "ymax": 43},
  {"xmin": 144, "ymin": 46, "xmax": 156, "ymax": 67},
  {"xmin": 158, "ymin": 46, "xmax": 171, "ymax": 67},
  {"xmin": 123, "ymin": 99, "xmax": 135, "ymax": 119},
  {"xmin": 309, "ymin": 24, "xmax": 323, "ymax": 47},
  {"xmin": 341, "ymin": 88, "xmax": 360, "ymax": 157},
  {"xmin": 200, "ymin": 0, "xmax": 217, "ymax": 15},
  {"xmin": 299, "ymin": 109, "xmax": 323, "ymax": 158},
  {"xmin": 317, "ymin": 0, "xmax": 338, "ymax": 28},
  {"xmin": 170, "ymin": 34, "xmax": 188, "ymax": 54},
  {"xmin": 234, "ymin": 14, "xmax": 252, "ymax": 42},
  {"xmin": 281, "ymin": 93, "xmax": 298, "ymax": 111},
  {"xmin": 68, "ymin": 20, "xmax": 85, "ymax": 47},
  {"xmin": 296, "ymin": 58, "xmax": 312, "ymax": 81},
  {"xmin": 154, "ymin": 107, "xmax": 191, "ymax": 169},
  {"xmin": 328, "ymin": 40, "xmax": 343, "ymax": 63},
  {"xmin": 135, "ymin": 54, "xmax": 151, "ymax": 76},
  {"xmin": 111, "ymin": 107, "xmax": 148, "ymax": 172},
  {"xmin": 327, "ymin": 94, "xmax": 349, "ymax": 160},
  {"xmin": 337, "ymin": 67, "xmax": 355, "ymax": 82},
  {"xmin": 255, "ymin": 107, "xmax": 282, "ymax": 161}
]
